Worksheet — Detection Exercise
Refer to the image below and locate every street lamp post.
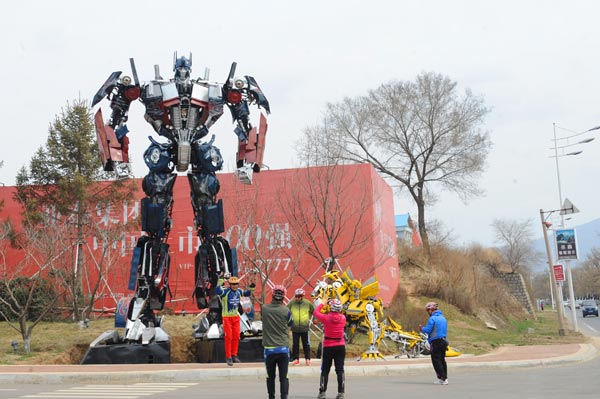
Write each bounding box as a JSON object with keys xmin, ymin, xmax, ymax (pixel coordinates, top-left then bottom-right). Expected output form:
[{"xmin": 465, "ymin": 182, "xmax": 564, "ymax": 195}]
[
  {"xmin": 540, "ymin": 209, "xmax": 565, "ymax": 336},
  {"xmin": 550, "ymin": 123, "xmax": 600, "ymax": 332}
]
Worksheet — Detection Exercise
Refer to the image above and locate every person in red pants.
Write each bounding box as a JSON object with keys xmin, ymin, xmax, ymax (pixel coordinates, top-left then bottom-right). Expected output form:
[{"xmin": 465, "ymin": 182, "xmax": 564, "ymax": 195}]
[{"xmin": 216, "ymin": 274, "xmax": 255, "ymax": 366}]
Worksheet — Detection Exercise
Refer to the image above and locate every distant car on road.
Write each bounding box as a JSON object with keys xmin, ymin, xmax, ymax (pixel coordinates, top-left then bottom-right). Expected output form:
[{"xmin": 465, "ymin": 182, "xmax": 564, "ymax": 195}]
[
  {"xmin": 581, "ymin": 300, "xmax": 598, "ymax": 318},
  {"xmin": 564, "ymin": 300, "xmax": 580, "ymax": 309}
]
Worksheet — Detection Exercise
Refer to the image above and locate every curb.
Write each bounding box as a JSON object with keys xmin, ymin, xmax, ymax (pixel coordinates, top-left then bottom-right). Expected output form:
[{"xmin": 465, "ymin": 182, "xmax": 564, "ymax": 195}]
[{"xmin": 0, "ymin": 343, "xmax": 596, "ymax": 384}]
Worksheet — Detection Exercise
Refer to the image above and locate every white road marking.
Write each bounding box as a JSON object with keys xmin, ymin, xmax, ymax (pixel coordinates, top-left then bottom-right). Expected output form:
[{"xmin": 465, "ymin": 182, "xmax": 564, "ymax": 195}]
[{"xmin": 19, "ymin": 383, "xmax": 198, "ymax": 399}]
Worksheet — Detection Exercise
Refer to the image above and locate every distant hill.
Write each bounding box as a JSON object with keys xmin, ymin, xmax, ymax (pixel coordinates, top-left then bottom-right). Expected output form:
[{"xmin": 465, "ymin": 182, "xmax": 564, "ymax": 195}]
[{"xmin": 532, "ymin": 217, "xmax": 600, "ymax": 273}]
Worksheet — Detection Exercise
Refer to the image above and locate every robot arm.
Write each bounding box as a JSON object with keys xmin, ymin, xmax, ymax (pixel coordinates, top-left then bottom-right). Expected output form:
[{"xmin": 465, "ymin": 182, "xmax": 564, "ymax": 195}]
[
  {"xmin": 92, "ymin": 59, "xmax": 141, "ymax": 179},
  {"xmin": 222, "ymin": 62, "xmax": 270, "ymax": 184}
]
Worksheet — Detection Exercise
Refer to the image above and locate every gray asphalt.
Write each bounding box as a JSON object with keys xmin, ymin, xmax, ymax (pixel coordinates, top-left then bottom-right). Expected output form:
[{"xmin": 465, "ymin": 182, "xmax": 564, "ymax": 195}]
[{"xmin": 0, "ymin": 339, "xmax": 597, "ymax": 384}]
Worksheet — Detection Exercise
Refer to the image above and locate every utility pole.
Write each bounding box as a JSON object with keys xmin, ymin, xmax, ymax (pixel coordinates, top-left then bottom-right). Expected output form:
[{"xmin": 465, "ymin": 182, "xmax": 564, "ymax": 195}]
[{"xmin": 540, "ymin": 209, "xmax": 565, "ymax": 336}]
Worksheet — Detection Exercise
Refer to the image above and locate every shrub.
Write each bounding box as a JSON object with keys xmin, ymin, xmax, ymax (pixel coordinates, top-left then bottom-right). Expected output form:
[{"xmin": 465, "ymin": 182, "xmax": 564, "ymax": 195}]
[{"xmin": 0, "ymin": 276, "xmax": 60, "ymax": 322}]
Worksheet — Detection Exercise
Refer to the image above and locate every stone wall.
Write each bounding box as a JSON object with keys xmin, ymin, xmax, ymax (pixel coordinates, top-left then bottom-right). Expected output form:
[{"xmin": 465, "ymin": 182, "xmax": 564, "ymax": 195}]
[{"xmin": 492, "ymin": 271, "xmax": 537, "ymax": 319}]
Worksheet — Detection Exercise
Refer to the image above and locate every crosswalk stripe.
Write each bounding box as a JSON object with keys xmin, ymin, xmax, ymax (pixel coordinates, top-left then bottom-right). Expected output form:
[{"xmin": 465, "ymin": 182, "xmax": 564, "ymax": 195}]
[
  {"xmin": 56, "ymin": 387, "xmax": 171, "ymax": 395},
  {"xmin": 22, "ymin": 396, "xmax": 138, "ymax": 399},
  {"xmin": 18, "ymin": 382, "xmax": 199, "ymax": 399}
]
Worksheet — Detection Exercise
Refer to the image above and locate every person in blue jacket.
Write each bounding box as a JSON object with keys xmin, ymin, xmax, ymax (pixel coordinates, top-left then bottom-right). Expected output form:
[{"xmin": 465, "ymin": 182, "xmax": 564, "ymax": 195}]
[{"xmin": 421, "ymin": 302, "xmax": 449, "ymax": 385}]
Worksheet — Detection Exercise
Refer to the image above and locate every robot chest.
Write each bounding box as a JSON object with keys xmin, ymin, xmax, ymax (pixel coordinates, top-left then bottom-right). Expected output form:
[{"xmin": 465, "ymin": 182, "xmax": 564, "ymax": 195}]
[
  {"xmin": 143, "ymin": 81, "xmax": 218, "ymax": 124},
  {"xmin": 159, "ymin": 81, "xmax": 209, "ymax": 108}
]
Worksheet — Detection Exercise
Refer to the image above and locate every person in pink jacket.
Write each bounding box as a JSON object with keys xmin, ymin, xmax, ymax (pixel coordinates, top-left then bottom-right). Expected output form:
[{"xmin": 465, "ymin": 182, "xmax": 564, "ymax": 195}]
[{"xmin": 313, "ymin": 298, "xmax": 346, "ymax": 399}]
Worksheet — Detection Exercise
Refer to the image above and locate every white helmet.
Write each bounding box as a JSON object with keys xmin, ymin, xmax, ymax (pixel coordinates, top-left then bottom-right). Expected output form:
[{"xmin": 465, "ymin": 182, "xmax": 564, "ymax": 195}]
[{"xmin": 329, "ymin": 299, "xmax": 343, "ymax": 313}]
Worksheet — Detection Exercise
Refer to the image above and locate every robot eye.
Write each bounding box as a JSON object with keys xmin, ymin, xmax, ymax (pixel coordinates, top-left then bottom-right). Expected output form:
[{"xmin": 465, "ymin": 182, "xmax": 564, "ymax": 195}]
[
  {"xmin": 150, "ymin": 148, "xmax": 161, "ymax": 164},
  {"xmin": 234, "ymin": 78, "xmax": 246, "ymax": 89},
  {"xmin": 121, "ymin": 76, "xmax": 132, "ymax": 85}
]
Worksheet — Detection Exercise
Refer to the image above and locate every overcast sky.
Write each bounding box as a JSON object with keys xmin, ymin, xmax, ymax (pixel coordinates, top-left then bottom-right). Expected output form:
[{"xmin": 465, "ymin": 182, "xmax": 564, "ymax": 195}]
[{"xmin": 2, "ymin": 0, "xmax": 600, "ymax": 247}]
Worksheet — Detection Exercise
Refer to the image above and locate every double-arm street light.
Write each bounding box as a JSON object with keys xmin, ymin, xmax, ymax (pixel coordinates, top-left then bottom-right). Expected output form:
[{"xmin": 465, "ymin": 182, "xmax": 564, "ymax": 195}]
[{"xmin": 550, "ymin": 123, "xmax": 600, "ymax": 333}]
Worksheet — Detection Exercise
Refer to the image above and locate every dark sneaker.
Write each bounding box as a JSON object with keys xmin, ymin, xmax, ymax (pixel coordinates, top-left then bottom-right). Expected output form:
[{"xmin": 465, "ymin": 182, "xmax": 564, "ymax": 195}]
[
  {"xmin": 232, "ymin": 356, "xmax": 241, "ymax": 363},
  {"xmin": 226, "ymin": 357, "xmax": 233, "ymax": 366}
]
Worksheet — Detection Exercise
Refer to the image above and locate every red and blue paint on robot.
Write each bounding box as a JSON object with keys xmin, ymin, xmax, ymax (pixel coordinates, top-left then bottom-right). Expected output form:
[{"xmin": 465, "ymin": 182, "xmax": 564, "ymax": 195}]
[{"xmin": 90, "ymin": 52, "xmax": 270, "ymax": 356}]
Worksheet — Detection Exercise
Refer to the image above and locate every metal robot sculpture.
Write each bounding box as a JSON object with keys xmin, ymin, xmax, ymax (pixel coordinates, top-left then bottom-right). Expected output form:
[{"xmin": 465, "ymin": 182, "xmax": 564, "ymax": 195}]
[
  {"xmin": 88, "ymin": 53, "xmax": 269, "ymax": 360},
  {"xmin": 310, "ymin": 266, "xmax": 461, "ymax": 360}
]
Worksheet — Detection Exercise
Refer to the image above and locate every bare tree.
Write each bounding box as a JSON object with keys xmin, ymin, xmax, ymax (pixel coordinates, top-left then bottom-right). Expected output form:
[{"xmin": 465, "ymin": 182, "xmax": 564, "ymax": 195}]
[
  {"xmin": 491, "ymin": 218, "xmax": 542, "ymax": 273},
  {"xmin": 225, "ymin": 179, "xmax": 300, "ymax": 305},
  {"xmin": 530, "ymin": 271, "xmax": 553, "ymax": 302},
  {"xmin": 277, "ymin": 163, "xmax": 384, "ymax": 281},
  {"xmin": 572, "ymin": 247, "xmax": 600, "ymax": 298},
  {"xmin": 79, "ymin": 198, "xmax": 138, "ymax": 320},
  {"xmin": 304, "ymin": 72, "xmax": 492, "ymax": 257},
  {"xmin": 0, "ymin": 219, "xmax": 68, "ymax": 353}
]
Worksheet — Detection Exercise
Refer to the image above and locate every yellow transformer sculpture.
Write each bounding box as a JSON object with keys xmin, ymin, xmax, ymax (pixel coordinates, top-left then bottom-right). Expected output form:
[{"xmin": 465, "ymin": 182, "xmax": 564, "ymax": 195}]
[{"xmin": 311, "ymin": 267, "xmax": 461, "ymax": 360}]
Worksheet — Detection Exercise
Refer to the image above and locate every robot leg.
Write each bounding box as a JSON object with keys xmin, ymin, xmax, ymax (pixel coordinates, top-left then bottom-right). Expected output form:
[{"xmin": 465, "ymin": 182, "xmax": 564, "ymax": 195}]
[
  {"xmin": 193, "ymin": 230, "xmax": 237, "ymax": 309},
  {"xmin": 124, "ymin": 171, "xmax": 176, "ymax": 339},
  {"xmin": 188, "ymin": 172, "xmax": 237, "ymax": 309}
]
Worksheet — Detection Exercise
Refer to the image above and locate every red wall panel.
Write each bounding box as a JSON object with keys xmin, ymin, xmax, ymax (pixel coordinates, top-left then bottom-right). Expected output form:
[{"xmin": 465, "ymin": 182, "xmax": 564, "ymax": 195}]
[{"xmin": 0, "ymin": 164, "xmax": 399, "ymax": 313}]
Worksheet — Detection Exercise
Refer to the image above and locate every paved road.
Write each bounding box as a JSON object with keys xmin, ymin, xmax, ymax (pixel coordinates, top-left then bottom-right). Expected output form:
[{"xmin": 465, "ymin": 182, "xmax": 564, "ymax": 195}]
[
  {"xmin": 1, "ymin": 356, "xmax": 599, "ymax": 399},
  {"xmin": 0, "ymin": 319, "xmax": 598, "ymax": 398},
  {"xmin": 566, "ymin": 305, "xmax": 600, "ymax": 336},
  {"xmin": 0, "ymin": 340, "xmax": 596, "ymax": 384}
]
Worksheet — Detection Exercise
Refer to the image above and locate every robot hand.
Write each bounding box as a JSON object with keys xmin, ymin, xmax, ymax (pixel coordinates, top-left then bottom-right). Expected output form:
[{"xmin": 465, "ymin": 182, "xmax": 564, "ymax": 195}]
[
  {"xmin": 113, "ymin": 161, "xmax": 133, "ymax": 180},
  {"xmin": 223, "ymin": 272, "xmax": 231, "ymax": 280},
  {"xmin": 235, "ymin": 163, "xmax": 255, "ymax": 185}
]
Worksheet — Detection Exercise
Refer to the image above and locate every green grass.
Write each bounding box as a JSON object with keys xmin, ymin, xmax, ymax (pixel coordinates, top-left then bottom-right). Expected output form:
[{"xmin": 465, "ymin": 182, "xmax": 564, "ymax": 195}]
[
  {"xmin": 0, "ymin": 307, "xmax": 586, "ymax": 364},
  {"xmin": 445, "ymin": 309, "xmax": 585, "ymax": 355}
]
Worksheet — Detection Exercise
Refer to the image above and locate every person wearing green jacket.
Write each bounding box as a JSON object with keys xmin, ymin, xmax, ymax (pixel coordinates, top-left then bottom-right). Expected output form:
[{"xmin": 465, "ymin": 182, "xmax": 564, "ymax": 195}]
[
  {"xmin": 287, "ymin": 288, "xmax": 315, "ymax": 365},
  {"xmin": 262, "ymin": 285, "xmax": 294, "ymax": 399}
]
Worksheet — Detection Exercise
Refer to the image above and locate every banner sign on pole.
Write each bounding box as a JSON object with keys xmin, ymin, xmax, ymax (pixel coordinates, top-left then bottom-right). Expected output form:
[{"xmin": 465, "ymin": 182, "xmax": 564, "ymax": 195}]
[
  {"xmin": 555, "ymin": 228, "xmax": 578, "ymax": 261},
  {"xmin": 553, "ymin": 264, "xmax": 565, "ymax": 282}
]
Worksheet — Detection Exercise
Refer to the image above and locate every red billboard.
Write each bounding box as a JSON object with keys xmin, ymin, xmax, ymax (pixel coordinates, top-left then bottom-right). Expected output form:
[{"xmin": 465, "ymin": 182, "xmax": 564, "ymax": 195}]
[{"xmin": 0, "ymin": 163, "xmax": 399, "ymax": 313}]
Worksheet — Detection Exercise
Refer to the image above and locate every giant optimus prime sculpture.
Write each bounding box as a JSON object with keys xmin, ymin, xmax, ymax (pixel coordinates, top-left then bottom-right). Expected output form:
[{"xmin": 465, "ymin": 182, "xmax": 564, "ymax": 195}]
[{"xmin": 88, "ymin": 52, "xmax": 269, "ymax": 357}]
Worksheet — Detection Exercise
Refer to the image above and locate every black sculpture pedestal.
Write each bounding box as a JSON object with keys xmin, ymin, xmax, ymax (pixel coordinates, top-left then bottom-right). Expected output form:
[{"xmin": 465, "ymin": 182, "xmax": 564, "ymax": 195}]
[
  {"xmin": 81, "ymin": 341, "xmax": 170, "ymax": 364},
  {"xmin": 80, "ymin": 330, "xmax": 170, "ymax": 364}
]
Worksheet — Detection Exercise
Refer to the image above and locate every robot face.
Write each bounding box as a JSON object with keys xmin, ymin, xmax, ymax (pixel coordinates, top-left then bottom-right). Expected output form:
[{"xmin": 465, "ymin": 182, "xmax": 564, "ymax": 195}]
[{"xmin": 174, "ymin": 56, "xmax": 192, "ymax": 80}]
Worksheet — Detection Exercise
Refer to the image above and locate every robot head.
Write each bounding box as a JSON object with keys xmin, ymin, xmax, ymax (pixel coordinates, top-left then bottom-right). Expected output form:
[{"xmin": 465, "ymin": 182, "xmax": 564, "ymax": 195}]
[{"xmin": 173, "ymin": 52, "xmax": 192, "ymax": 80}]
